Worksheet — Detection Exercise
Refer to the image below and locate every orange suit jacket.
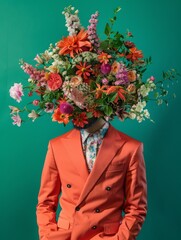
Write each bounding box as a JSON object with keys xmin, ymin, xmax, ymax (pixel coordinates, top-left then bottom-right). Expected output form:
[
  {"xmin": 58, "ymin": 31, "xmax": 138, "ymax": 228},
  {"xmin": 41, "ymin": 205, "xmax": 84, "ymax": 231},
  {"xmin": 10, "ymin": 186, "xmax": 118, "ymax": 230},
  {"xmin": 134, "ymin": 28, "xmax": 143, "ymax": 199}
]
[{"xmin": 36, "ymin": 124, "xmax": 147, "ymax": 240}]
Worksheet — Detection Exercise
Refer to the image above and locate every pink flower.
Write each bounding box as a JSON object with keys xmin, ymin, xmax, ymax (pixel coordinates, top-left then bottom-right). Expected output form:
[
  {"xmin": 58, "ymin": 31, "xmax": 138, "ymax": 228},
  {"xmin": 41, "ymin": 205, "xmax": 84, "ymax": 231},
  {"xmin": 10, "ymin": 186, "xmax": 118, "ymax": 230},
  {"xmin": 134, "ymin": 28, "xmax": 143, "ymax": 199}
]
[
  {"xmin": 9, "ymin": 83, "xmax": 24, "ymax": 103},
  {"xmin": 11, "ymin": 114, "xmax": 22, "ymax": 127},
  {"xmin": 102, "ymin": 78, "xmax": 109, "ymax": 85},
  {"xmin": 70, "ymin": 88, "xmax": 86, "ymax": 109},
  {"xmin": 33, "ymin": 100, "xmax": 39, "ymax": 106},
  {"xmin": 59, "ymin": 102, "xmax": 74, "ymax": 114},
  {"xmin": 100, "ymin": 63, "xmax": 111, "ymax": 75},
  {"xmin": 150, "ymin": 76, "xmax": 155, "ymax": 81}
]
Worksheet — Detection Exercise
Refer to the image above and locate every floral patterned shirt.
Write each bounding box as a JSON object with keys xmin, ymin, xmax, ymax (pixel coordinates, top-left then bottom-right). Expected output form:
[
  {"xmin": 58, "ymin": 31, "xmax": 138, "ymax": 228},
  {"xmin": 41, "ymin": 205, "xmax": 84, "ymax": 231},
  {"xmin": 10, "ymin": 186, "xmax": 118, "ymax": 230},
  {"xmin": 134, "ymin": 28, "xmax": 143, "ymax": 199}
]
[{"xmin": 80, "ymin": 121, "xmax": 110, "ymax": 172}]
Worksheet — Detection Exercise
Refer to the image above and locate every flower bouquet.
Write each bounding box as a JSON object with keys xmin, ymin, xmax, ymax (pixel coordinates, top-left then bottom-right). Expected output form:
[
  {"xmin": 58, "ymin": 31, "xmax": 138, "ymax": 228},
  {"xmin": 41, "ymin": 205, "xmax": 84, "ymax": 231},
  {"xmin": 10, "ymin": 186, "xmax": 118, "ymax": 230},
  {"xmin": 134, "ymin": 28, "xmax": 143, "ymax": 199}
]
[{"xmin": 9, "ymin": 6, "xmax": 179, "ymax": 127}]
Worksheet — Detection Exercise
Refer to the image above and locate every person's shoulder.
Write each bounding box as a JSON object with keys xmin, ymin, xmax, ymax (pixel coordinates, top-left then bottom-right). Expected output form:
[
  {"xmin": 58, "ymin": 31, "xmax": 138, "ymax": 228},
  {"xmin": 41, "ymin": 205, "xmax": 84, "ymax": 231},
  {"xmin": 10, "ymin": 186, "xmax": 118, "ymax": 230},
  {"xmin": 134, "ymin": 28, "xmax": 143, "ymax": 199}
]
[
  {"xmin": 49, "ymin": 128, "xmax": 75, "ymax": 145},
  {"xmin": 110, "ymin": 124, "xmax": 143, "ymax": 148}
]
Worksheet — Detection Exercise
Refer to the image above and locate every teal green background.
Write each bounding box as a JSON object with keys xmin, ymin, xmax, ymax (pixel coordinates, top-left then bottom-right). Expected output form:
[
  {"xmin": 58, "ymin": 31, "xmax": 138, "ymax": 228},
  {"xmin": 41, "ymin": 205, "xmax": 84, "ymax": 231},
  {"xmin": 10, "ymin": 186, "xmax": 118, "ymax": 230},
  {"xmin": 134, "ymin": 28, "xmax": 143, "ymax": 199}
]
[{"xmin": 1, "ymin": 0, "xmax": 181, "ymax": 239}]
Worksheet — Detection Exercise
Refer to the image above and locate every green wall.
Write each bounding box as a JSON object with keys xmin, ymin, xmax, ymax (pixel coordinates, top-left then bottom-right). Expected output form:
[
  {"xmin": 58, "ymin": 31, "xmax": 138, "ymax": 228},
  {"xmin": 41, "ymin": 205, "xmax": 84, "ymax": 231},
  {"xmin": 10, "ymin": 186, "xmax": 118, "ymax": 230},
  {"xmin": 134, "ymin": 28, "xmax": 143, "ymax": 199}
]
[{"xmin": 1, "ymin": 0, "xmax": 181, "ymax": 239}]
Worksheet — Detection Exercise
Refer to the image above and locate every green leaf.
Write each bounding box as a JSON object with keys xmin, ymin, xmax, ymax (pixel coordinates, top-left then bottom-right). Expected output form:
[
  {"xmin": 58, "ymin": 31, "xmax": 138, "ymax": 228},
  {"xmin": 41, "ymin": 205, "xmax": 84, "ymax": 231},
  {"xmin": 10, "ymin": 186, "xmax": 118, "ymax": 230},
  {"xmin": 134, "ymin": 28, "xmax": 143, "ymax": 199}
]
[
  {"xmin": 108, "ymin": 92, "xmax": 117, "ymax": 102},
  {"xmin": 104, "ymin": 105, "xmax": 113, "ymax": 116},
  {"xmin": 95, "ymin": 98, "xmax": 105, "ymax": 105},
  {"xmin": 104, "ymin": 23, "xmax": 111, "ymax": 36},
  {"xmin": 90, "ymin": 80, "xmax": 97, "ymax": 89},
  {"xmin": 109, "ymin": 18, "xmax": 114, "ymax": 24},
  {"xmin": 100, "ymin": 40, "xmax": 109, "ymax": 50},
  {"xmin": 86, "ymin": 112, "xmax": 93, "ymax": 118},
  {"xmin": 114, "ymin": 6, "xmax": 121, "ymax": 14}
]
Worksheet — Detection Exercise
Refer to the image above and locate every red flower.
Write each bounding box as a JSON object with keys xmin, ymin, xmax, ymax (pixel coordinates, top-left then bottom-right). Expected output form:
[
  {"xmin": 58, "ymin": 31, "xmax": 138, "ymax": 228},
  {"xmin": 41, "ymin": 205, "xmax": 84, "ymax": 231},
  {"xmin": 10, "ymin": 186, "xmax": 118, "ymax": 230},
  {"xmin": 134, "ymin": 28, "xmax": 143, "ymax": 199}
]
[
  {"xmin": 52, "ymin": 108, "xmax": 70, "ymax": 124},
  {"xmin": 47, "ymin": 73, "xmax": 63, "ymax": 91},
  {"xmin": 72, "ymin": 112, "xmax": 88, "ymax": 128},
  {"xmin": 88, "ymin": 108, "xmax": 103, "ymax": 118},
  {"xmin": 76, "ymin": 62, "xmax": 92, "ymax": 82},
  {"xmin": 124, "ymin": 41, "xmax": 135, "ymax": 48},
  {"xmin": 126, "ymin": 47, "xmax": 143, "ymax": 62}
]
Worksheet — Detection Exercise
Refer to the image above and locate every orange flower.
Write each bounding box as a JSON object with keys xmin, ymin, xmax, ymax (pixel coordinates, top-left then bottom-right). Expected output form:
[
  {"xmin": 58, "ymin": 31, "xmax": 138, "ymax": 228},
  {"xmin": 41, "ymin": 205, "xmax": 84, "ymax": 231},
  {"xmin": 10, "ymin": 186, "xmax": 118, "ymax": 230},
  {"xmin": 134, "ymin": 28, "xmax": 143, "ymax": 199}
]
[
  {"xmin": 111, "ymin": 61, "xmax": 120, "ymax": 75},
  {"xmin": 106, "ymin": 86, "xmax": 127, "ymax": 103},
  {"xmin": 52, "ymin": 108, "xmax": 70, "ymax": 124},
  {"xmin": 72, "ymin": 112, "xmax": 88, "ymax": 128},
  {"xmin": 127, "ymin": 84, "xmax": 136, "ymax": 93},
  {"xmin": 76, "ymin": 62, "xmax": 92, "ymax": 82},
  {"xmin": 70, "ymin": 76, "xmax": 83, "ymax": 87},
  {"xmin": 126, "ymin": 47, "xmax": 143, "ymax": 62},
  {"xmin": 57, "ymin": 29, "xmax": 92, "ymax": 58},
  {"xmin": 98, "ymin": 52, "xmax": 112, "ymax": 64},
  {"xmin": 95, "ymin": 83, "xmax": 108, "ymax": 99},
  {"xmin": 128, "ymin": 70, "xmax": 137, "ymax": 82}
]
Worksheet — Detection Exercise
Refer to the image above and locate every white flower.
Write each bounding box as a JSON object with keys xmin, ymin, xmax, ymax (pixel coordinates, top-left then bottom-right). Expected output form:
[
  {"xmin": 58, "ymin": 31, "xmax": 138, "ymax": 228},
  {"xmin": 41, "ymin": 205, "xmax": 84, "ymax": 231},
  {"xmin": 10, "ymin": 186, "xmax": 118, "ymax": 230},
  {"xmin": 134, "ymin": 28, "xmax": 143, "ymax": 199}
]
[
  {"xmin": 9, "ymin": 106, "xmax": 20, "ymax": 114},
  {"xmin": 135, "ymin": 101, "xmax": 146, "ymax": 112},
  {"xmin": 28, "ymin": 78, "xmax": 34, "ymax": 83},
  {"xmin": 28, "ymin": 110, "xmax": 39, "ymax": 122},
  {"xmin": 129, "ymin": 112, "xmax": 136, "ymax": 119},
  {"xmin": 62, "ymin": 71, "xmax": 67, "ymax": 76},
  {"xmin": 137, "ymin": 115, "xmax": 143, "ymax": 123},
  {"xmin": 157, "ymin": 99, "xmax": 163, "ymax": 105},
  {"xmin": 143, "ymin": 109, "xmax": 150, "ymax": 118},
  {"xmin": 138, "ymin": 85, "xmax": 150, "ymax": 97}
]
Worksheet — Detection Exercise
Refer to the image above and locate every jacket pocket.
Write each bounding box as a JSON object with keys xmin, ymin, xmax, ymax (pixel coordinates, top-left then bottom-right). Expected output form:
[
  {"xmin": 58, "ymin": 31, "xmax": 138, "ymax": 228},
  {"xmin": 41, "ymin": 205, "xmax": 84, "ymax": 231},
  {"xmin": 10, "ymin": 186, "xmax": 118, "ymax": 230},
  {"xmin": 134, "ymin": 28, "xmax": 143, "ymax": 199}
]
[
  {"xmin": 106, "ymin": 162, "xmax": 125, "ymax": 172},
  {"xmin": 57, "ymin": 218, "xmax": 70, "ymax": 230},
  {"xmin": 103, "ymin": 222, "xmax": 120, "ymax": 235}
]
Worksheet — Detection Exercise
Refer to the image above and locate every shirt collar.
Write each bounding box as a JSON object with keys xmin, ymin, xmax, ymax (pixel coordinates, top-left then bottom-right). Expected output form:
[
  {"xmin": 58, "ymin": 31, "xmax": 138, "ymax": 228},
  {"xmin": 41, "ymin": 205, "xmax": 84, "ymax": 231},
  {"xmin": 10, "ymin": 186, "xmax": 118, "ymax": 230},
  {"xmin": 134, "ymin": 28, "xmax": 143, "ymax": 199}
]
[{"xmin": 80, "ymin": 121, "xmax": 110, "ymax": 144}]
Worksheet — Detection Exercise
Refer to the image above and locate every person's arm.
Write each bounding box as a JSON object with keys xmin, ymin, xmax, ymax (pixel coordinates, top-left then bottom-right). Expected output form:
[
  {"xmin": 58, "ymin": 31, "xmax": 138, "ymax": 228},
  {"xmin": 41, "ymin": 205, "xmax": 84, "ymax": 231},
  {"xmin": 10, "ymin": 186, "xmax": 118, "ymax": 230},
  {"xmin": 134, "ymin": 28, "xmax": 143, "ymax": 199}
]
[
  {"xmin": 36, "ymin": 141, "xmax": 61, "ymax": 240},
  {"xmin": 91, "ymin": 142, "xmax": 147, "ymax": 240},
  {"xmin": 116, "ymin": 142, "xmax": 147, "ymax": 240}
]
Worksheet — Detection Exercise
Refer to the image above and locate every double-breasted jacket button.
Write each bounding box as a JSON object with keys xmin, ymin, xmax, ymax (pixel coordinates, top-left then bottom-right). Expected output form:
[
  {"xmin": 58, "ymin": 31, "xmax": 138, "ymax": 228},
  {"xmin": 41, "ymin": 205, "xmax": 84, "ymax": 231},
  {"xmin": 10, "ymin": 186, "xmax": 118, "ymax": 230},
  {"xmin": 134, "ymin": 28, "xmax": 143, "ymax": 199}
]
[
  {"xmin": 67, "ymin": 184, "xmax": 71, "ymax": 188},
  {"xmin": 95, "ymin": 208, "xmax": 100, "ymax": 213},
  {"xmin": 75, "ymin": 206, "xmax": 80, "ymax": 211},
  {"xmin": 92, "ymin": 225, "xmax": 97, "ymax": 230},
  {"xmin": 105, "ymin": 186, "xmax": 111, "ymax": 191}
]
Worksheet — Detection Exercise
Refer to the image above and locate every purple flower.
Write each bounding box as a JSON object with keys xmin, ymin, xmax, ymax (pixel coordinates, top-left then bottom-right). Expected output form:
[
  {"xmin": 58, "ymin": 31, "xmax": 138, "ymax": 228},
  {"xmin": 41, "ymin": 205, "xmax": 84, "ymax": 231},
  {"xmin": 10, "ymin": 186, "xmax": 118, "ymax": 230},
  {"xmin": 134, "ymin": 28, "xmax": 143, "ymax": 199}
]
[
  {"xmin": 11, "ymin": 114, "xmax": 22, "ymax": 127},
  {"xmin": 100, "ymin": 63, "xmax": 111, "ymax": 74},
  {"xmin": 59, "ymin": 102, "xmax": 74, "ymax": 114},
  {"xmin": 115, "ymin": 63, "xmax": 129, "ymax": 85},
  {"xmin": 87, "ymin": 11, "xmax": 100, "ymax": 49},
  {"xmin": 9, "ymin": 83, "xmax": 24, "ymax": 103}
]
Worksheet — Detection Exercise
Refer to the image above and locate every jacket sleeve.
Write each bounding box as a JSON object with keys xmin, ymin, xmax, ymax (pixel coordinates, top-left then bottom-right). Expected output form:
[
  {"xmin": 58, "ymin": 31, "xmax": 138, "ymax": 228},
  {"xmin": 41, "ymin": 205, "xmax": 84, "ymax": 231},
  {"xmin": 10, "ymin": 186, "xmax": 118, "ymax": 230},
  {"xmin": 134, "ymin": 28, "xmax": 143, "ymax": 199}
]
[
  {"xmin": 36, "ymin": 141, "xmax": 61, "ymax": 240},
  {"xmin": 116, "ymin": 142, "xmax": 147, "ymax": 240}
]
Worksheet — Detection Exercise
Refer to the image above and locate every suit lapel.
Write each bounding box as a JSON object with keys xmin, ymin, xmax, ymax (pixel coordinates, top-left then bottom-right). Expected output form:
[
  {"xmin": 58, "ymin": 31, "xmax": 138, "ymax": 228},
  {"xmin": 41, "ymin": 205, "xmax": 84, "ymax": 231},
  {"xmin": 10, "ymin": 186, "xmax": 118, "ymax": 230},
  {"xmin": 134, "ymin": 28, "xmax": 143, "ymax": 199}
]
[
  {"xmin": 76, "ymin": 124, "xmax": 126, "ymax": 206},
  {"xmin": 61, "ymin": 128, "xmax": 89, "ymax": 182}
]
